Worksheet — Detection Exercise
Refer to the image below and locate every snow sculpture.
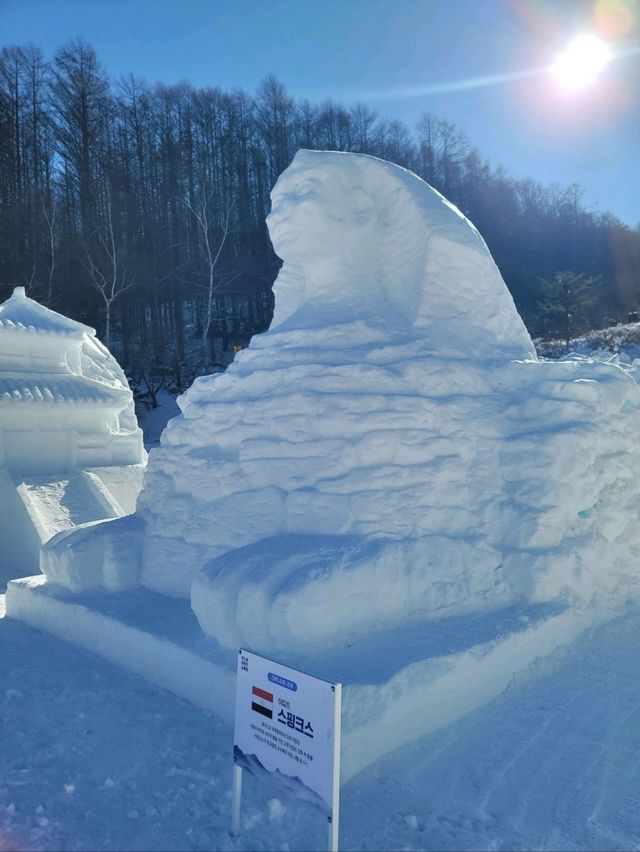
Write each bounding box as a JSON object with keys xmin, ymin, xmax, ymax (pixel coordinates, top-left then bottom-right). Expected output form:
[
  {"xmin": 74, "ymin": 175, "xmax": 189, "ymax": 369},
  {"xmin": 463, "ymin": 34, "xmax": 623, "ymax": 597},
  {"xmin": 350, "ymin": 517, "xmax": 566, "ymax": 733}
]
[
  {"xmin": 0, "ymin": 287, "xmax": 143, "ymax": 473},
  {"xmin": 136, "ymin": 150, "xmax": 533, "ymax": 605},
  {"xmin": 187, "ymin": 152, "xmax": 640, "ymax": 650},
  {"xmin": 42, "ymin": 152, "xmax": 640, "ymax": 657},
  {"xmin": 0, "ymin": 286, "xmax": 145, "ymax": 581}
]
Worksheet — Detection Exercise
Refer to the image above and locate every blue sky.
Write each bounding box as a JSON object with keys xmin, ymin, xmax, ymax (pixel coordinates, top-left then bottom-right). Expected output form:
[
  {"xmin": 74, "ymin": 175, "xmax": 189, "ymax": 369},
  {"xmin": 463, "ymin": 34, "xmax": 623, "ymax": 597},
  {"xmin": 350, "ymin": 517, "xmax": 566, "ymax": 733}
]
[{"xmin": 3, "ymin": 0, "xmax": 639, "ymax": 226}]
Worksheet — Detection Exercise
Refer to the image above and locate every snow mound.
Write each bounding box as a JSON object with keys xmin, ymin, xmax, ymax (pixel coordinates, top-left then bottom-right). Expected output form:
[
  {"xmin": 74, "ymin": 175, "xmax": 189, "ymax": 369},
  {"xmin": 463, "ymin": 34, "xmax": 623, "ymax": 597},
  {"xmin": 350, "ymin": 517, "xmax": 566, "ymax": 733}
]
[{"xmin": 42, "ymin": 515, "xmax": 145, "ymax": 593}]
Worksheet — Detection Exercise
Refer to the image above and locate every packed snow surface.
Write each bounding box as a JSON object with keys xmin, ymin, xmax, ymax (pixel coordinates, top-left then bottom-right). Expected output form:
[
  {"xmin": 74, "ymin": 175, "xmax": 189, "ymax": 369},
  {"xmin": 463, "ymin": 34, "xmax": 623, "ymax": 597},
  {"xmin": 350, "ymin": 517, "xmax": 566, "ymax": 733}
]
[{"xmin": 3, "ymin": 603, "xmax": 640, "ymax": 851}]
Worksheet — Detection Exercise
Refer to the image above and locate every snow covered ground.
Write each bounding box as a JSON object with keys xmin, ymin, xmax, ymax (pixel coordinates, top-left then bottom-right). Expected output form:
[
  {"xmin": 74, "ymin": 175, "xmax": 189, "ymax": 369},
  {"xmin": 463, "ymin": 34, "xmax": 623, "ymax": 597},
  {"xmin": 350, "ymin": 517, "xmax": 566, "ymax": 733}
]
[
  {"xmin": 135, "ymin": 390, "xmax": 180, "ymax": 450},
  {"xmin": 2, "ymin": 598, "xmax": 640, "ymax": 851},
  {"xmin": 535, "ymin": 322, "xmax": 640, "ymax": 364}
]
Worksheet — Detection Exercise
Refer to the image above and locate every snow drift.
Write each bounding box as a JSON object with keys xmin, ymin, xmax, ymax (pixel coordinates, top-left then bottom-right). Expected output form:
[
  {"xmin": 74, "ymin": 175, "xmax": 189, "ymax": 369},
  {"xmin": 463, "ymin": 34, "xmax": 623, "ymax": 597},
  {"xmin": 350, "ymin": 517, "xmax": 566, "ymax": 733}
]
[{"xmin": 42, "ymin": 151, "xmax": 640, "ymax": 657}]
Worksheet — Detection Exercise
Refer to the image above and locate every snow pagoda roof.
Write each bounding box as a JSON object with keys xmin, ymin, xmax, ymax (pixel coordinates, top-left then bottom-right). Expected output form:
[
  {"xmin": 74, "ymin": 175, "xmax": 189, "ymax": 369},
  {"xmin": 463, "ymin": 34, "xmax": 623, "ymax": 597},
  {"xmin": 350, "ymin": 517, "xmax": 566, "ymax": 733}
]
[
  {"xmin": 0, "ymin": 374, "xmax": 129, "ymax": 405},
  {"xmin": 0, "ymin": 287, "xmax": 95, "ymax": 337}
]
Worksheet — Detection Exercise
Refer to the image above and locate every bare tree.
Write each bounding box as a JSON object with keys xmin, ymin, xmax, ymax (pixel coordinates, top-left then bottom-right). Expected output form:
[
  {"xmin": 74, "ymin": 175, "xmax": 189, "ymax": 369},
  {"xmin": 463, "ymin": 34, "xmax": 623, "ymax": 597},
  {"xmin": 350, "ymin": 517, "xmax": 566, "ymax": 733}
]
[
  {"xmin": 186, "ymin": 187, "xmax": 234, "ymax": 368},
  {"xmin": 85, "ymin": 193, "xmax": 135, "ymax": 346},
  {"xmin": 42, "ymin": 197, "xmax": 57, "ymax": 303},
  {"xmin": 255, "ymin": 75, "xmax": 295, "ymax": 185},
  {"xmin": 350, "ymin": 103, "xmax": 378, "ymax": 154},
  {"xmin": 50, "ymin": 38, "xmax": 109, "ymax": 238},
  {"xmin": 416, "ymin": 113, "xmax": 438, "ymax": 186},
  {"xmin": 23, "ymin": 257, "xmax": 37, "ymax": 294}
]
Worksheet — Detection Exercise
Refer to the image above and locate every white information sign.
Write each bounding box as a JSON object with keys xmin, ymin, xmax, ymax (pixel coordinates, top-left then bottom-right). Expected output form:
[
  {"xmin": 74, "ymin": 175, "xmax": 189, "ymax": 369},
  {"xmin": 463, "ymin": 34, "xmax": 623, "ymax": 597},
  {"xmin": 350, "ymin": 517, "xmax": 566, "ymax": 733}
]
[{"xmin": 233, "ymin": 649, "xmax": 342, "ymax": 849}]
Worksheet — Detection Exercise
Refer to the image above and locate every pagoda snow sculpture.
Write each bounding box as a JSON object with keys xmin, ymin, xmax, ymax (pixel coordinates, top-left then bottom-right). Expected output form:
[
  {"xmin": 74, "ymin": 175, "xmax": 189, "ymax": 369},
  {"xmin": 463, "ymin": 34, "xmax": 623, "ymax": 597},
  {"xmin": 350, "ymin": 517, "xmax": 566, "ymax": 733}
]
[{"xmin": 0, "ymin": 286, "xmax": 145, "ymax": 580}]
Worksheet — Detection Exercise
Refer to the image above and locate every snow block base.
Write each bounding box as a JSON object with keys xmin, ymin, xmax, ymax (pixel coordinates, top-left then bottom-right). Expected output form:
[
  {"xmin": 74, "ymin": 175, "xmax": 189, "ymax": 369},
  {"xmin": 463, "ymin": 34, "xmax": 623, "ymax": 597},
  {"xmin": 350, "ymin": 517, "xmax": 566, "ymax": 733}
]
[
  {"xmin": 5, "ymin": 576, "xmax": 236, "ymax": 720},
  {"xmin": 6, "ymin": 576, "xmax": 599, "ymax": 782}
]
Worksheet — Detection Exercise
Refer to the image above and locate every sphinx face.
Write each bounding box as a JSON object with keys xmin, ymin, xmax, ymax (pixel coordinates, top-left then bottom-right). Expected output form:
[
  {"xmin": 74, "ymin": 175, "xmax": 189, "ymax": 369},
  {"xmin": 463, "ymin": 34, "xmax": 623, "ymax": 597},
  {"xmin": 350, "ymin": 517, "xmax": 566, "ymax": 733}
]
[{"xmin": 266, "ymin": 157, "xmax": 378, "ymax": 272}]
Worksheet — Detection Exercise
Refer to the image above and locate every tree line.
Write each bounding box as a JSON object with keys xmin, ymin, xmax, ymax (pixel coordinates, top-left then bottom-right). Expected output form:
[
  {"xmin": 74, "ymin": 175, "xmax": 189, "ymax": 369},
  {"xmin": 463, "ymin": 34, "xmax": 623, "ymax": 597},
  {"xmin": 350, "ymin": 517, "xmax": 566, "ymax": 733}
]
[{"xmin": 1, "ymin": 38, "xmax": 639, "ymax": 390}]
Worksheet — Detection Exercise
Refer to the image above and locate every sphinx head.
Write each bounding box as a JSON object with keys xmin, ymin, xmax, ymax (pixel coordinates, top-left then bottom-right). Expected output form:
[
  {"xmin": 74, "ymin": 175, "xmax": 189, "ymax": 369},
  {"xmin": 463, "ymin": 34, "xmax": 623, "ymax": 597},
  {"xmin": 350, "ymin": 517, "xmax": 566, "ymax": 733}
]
[
  {"xmin": 266, "ymin": 149, "xmax": 481, "ymax": 334},
  {"xmin": 267, "ymin": 151, "xmax": 391, "ymax": 329},
  {"xmin": 267, "ymin": 152, "xmax": 379, "ymax": 271},
  {"xmin": 266, "ymin": 149, "xmax": 533, "ymax": 355}
]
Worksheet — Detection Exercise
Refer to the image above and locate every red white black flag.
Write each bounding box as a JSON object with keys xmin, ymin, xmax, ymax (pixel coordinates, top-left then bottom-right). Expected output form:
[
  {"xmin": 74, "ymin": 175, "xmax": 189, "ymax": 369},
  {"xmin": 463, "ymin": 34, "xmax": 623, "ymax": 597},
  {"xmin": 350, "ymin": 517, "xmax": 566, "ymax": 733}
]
[{"xmin": 251, "ymin": 685, "xmax": 273, "ymax": 719}]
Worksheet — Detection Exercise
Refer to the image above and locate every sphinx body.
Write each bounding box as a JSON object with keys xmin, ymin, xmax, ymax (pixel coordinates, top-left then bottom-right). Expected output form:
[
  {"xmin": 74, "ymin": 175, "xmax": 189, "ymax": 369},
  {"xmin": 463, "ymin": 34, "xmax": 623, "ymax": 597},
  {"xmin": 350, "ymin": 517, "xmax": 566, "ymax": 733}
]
[{"xmin": 43, "ymin": 151, "xmax": 640, "ymax": 654}]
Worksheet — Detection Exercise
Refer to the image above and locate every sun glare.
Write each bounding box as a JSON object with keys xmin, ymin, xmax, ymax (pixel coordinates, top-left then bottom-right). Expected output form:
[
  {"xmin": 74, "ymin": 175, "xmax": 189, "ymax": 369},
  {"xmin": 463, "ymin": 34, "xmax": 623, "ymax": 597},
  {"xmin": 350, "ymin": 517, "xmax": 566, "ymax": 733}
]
[{"xmin": 552, "ymin": 35, "xmax": 611, "ymax": 89}]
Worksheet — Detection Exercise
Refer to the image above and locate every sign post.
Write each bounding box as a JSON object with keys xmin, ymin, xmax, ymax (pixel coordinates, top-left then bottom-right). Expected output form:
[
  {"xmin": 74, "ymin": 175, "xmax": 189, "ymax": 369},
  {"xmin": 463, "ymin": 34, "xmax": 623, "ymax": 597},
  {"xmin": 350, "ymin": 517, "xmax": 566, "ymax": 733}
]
[
  {"xmin": 230, "ymin": 762, "xmax": 242, "ymax": 837},
  {"xmin": 232, "ymin": 649, "xmax": 342, "ymax": 851}
]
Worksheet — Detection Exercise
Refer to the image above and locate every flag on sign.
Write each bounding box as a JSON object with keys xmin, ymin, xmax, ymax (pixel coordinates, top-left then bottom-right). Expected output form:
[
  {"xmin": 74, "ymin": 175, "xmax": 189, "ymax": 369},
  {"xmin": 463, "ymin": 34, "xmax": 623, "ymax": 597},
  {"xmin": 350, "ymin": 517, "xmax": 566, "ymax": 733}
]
[{"xmin": 251, "ymin": 685, "xmax": 273, "ymax": 719}]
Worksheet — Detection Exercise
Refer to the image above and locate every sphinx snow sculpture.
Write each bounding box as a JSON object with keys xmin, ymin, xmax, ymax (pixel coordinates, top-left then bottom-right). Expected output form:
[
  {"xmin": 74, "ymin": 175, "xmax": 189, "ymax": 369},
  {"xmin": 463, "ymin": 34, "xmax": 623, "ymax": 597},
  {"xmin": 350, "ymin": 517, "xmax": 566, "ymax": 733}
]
[
  {"xmin": 136, "ymin": 150, "xmax": 534, "ymax": 602},
  {"xmin": 43, "ymin": 150, "xmax": 640, "ymax": 655}
]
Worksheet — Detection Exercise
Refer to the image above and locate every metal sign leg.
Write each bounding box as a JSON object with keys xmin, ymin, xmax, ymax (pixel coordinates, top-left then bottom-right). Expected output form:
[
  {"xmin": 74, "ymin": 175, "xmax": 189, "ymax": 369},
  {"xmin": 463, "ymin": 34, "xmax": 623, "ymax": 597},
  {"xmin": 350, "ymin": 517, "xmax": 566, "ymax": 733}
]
[
  {"xmin": 328, "ymin": 683, "xmax": 342, "ymax": 852},
  {"xmin": 231, "ymin": 763, "xmax": 243, "ymax": 837},
  {"xmin": 328, "ymin": 816, "xmax": 339, "ymax": 852}
]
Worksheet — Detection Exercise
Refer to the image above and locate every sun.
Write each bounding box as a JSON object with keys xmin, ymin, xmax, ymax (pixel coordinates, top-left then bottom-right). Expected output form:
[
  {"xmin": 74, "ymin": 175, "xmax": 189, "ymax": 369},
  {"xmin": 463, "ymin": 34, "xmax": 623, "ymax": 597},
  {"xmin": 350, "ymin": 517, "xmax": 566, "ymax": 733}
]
[{"xmin": 552, "ymin": 35, "xmax": 611, "ymax": 89}]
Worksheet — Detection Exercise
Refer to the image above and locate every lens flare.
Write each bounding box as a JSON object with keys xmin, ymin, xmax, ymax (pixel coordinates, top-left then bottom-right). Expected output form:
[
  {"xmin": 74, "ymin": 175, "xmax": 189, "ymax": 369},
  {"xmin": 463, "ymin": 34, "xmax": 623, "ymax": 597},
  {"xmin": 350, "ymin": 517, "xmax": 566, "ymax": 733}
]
[
  {"xmin": 594, "ymin": 0, "xmax": 636, "ymax": 40},
  {"xmin": 552, "ymin": 34, "xmax": 612, "ymax": 88}
]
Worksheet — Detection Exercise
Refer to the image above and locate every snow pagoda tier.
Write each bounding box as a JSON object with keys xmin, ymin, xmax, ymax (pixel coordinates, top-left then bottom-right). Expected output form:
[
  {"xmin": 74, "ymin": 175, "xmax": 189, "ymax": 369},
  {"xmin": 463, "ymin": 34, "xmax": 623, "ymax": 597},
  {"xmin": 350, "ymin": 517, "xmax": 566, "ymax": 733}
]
[{"xmin": 0, "ymin": 287, "xmax": 143, "ymax": 473}]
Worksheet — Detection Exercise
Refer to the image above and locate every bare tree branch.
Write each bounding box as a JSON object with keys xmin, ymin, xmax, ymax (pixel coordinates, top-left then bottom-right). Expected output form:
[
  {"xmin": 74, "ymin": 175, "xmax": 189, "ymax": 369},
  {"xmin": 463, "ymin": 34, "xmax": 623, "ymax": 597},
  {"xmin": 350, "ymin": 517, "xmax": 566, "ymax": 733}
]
[
  {"xmin": 186, "ymin": 186, "xmax": 235, "ymax": 368},
  {"xmin": 84, "ymin": 190, "xmax": 136, "ymax": 345}
]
